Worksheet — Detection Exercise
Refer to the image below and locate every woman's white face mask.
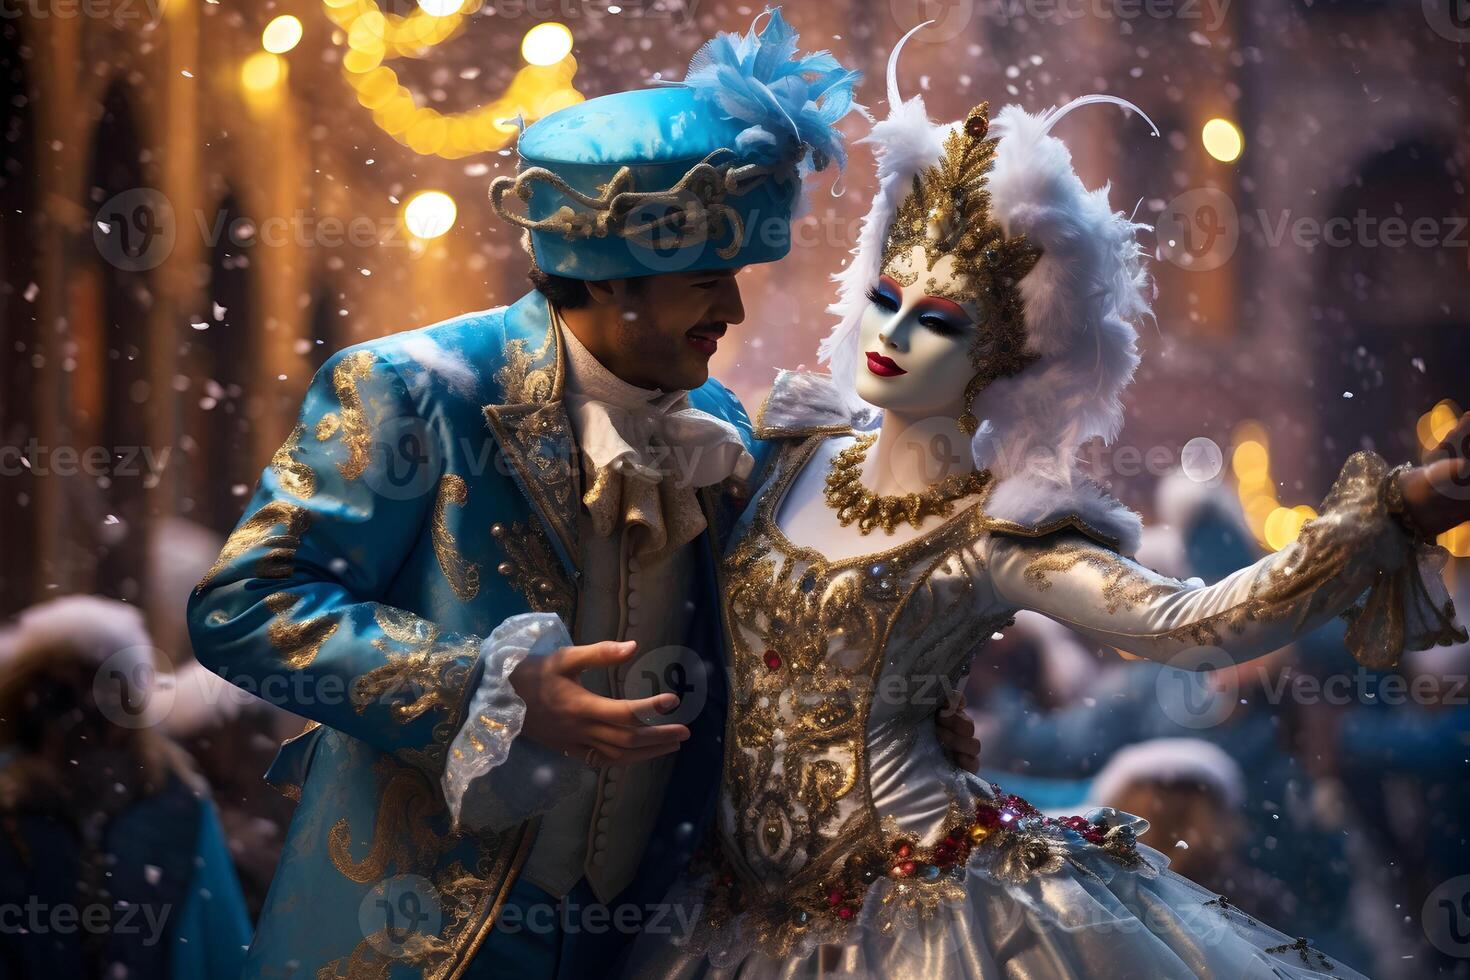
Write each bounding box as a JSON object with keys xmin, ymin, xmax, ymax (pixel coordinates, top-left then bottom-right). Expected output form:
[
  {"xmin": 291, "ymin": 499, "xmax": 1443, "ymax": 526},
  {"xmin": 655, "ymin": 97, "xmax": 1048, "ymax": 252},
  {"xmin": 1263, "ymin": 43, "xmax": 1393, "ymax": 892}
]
[{"xmin": 853, "ymin": 244, "xmax": 981, "ymax": 420}]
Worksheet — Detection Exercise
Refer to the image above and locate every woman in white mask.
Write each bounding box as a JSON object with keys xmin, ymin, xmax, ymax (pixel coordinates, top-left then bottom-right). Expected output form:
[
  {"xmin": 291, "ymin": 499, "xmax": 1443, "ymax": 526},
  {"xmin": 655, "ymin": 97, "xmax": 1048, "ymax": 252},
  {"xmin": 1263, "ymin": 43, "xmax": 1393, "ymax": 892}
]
[{"xmin": 630, "ymin": 26, "xmax": 1470, "ymax": 980}]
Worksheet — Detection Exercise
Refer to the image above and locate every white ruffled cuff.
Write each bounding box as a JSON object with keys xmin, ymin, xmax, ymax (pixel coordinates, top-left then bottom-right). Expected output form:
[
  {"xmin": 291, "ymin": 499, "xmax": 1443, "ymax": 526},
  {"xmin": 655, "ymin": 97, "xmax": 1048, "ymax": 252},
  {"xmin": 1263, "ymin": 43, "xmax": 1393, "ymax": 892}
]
[{"xmin": 440, "ymin": 612, "xmax": 590, "ymax": 832}]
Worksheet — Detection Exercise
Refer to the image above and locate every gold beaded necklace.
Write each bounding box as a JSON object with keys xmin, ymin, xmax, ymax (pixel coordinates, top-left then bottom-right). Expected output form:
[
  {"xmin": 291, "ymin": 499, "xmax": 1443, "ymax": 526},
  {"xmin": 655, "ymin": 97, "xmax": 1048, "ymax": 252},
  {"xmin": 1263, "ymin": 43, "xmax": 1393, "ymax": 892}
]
[{"xmin": 822, "ymin": 433, "xmax": 991, "ymax": 535}]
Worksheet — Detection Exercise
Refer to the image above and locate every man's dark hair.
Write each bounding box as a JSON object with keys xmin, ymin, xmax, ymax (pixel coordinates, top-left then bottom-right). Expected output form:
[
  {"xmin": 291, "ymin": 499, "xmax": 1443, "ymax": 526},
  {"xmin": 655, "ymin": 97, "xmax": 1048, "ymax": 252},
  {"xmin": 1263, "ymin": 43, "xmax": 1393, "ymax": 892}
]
[
  {"xmin": 528, "ymin": 263, "xmax": 650, "ymax": 310},
  {"xmin": 528, "ymin": 264, "xmax": 592, "ymax": 309}
]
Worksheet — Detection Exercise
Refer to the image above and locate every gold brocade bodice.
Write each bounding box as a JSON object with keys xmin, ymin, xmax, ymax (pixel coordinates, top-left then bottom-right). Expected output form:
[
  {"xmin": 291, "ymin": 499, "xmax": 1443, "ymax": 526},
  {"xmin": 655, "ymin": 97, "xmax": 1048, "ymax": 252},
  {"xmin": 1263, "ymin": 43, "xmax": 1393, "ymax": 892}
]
[{"xmin": 717, "ymin": 435, "xmax": 1009, "ymax": 899}]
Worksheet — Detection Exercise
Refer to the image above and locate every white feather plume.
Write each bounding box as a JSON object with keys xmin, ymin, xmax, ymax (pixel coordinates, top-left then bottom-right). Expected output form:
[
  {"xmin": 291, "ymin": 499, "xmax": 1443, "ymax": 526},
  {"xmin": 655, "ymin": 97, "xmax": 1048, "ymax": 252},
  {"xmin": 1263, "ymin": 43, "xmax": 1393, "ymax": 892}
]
[
  {"xmin": 820, "ymin": 22, "xmax": 949, "ymax": 410},
  {"xmin": 819, "ymin": 29, "xmax": 1156, "ymax": 510}
]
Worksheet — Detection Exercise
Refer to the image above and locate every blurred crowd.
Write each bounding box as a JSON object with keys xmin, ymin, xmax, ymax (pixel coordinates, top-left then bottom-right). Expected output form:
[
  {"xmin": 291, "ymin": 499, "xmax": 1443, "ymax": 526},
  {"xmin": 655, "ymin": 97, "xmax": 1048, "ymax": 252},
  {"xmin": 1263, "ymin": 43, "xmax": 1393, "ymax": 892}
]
[
  {"xmin": 0, "ymin": 473, "xmax": 1466, "ymax": 978},
  {"xmin": 969, "ymin": 473, "xmax": 1470, "ymax": 978}
]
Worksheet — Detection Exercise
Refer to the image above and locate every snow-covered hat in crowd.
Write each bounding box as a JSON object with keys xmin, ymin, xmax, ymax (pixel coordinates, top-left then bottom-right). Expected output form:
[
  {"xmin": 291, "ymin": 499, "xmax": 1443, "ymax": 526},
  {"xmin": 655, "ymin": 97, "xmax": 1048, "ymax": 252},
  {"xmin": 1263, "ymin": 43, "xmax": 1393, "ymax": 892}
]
[
  {"xmin": 1, "ymin": 595, "xmax": 154, "ymax": 672},
  {"xmin": 1090, "ymin": 737, "xmax": 1247, "ymax": 811},
  {"xmin": 0, "ymin": 595, "xmax": 158, "ymax": 713}
]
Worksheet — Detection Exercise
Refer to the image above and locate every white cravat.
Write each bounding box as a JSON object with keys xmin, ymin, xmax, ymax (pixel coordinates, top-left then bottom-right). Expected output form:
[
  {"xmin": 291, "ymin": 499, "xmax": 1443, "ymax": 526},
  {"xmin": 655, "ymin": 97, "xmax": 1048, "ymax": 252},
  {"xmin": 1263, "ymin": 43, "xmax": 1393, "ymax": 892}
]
[{"xmin": 558, "ymin": 315, "xmax": 753, "ymax": 558}]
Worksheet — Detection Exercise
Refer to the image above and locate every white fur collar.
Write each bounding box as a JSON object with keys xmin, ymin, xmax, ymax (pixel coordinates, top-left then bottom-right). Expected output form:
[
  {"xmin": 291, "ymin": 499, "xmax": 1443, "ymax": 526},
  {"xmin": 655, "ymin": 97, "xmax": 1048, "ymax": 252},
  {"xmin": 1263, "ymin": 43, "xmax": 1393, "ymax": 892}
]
[
  {"xmin": 754, "ymin": 370, "xmax": 1142, "ymax": 554},
  {"xmin": 754, "ymin": 368, "xmax": 878, "ymax": 437},
  {"xmin": 983, "ymin": 472, "xmax": 1142, "ymax": 555}
]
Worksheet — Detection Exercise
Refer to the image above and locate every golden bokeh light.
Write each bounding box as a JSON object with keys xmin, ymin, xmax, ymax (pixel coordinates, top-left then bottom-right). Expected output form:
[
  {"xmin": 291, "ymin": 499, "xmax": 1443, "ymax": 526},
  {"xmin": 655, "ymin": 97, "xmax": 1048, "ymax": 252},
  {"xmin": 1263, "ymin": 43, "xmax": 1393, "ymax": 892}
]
[
  {"xmin": 1440, "ymin": 522, "xmax": 1470, "ymax": 559},
  {"xmin": 1202, "ymin": 117, "xmax": 1244, "ymax": 163},
  {"xmin": 241, "ymin": 51, "xmax": 287, "ymax": 93},
  {"xmin": 404, "ymin": 191, "xmax": 458, "ymax": 239},
  {"xmin": 262, "ymin": 15, "xmax": 304, "ymax": 54},
  {"xmin": 1418, "ymin": 399, "xmax": 1463, "ymax": 449},
  {"xmin": 321, "ymin": 0, "xmax": 583, "ymax": 158},
  {"xmin": 522, "ymin": 22, "xmax": 574, "ymax": 66}
]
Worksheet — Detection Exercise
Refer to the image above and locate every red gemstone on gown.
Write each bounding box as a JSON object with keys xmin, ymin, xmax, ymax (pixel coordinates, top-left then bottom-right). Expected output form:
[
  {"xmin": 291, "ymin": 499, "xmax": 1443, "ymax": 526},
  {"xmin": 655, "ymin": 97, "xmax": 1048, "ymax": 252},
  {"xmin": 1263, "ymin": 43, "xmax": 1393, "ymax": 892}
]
[
  {"xmin": 837, "ymin": 907, "xmax": 853, "ymax": 920},
  {"xmin": 763, "ymin": 649, "xmax": 782, "ymax": 669}
]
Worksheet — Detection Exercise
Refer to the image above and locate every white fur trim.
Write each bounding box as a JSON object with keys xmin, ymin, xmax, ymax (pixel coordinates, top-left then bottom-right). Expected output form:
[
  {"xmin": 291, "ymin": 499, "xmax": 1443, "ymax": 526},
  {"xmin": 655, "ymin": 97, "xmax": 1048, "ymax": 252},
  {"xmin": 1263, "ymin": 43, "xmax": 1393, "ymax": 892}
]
[
  {"xmin": 985, "ymin": 471, "xmax": 1143, "ymax": 555},
  {"xmin": 755, "ymin": 369, "xmax": 876, "ymax": 436}
]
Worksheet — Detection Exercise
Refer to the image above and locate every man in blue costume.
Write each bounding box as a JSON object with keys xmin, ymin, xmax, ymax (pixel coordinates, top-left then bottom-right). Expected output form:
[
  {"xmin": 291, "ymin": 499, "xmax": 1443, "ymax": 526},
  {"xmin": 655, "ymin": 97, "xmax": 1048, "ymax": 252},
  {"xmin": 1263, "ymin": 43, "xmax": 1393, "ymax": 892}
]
[{"xmin": 188, "ymin": 12, "xmax": 979, "ymax": 978}]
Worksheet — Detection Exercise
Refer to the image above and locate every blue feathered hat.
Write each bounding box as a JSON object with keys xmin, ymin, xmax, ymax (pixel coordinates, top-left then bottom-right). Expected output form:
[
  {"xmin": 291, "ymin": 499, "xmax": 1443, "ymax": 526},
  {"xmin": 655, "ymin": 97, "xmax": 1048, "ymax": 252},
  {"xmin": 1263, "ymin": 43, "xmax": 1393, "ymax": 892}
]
[{"xmin": 490, "ymin": 8, "xmax": 864, "ymax": 281}]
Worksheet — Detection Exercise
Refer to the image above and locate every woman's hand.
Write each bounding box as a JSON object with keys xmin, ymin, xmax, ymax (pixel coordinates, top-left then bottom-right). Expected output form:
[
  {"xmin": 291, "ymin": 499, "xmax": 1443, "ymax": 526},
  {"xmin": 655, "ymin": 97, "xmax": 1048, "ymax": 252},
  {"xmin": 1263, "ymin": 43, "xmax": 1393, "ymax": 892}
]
[
  {"xmin": 1400, "ymin": 411, "xmax": 1470, "ymax": 538},
  {"xmin": 937, "ymin": 692, "xmax": 982, "ymax": 773}
]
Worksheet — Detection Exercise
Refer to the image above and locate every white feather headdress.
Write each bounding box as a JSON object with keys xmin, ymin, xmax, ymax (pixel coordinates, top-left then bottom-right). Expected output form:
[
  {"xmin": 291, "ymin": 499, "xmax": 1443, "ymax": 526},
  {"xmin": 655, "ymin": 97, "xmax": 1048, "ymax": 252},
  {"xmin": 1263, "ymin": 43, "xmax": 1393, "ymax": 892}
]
[{"xmin": 819, "ymin": 24, "xmax": 1157, "ymax": 498}]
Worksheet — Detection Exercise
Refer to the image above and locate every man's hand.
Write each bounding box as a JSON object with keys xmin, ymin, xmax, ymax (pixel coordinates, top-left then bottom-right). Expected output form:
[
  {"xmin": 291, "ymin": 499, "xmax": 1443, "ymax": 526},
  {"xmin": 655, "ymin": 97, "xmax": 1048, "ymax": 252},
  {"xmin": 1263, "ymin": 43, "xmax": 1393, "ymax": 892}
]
[
  {"xmin": 937, "ymin": 692, "xmax": 982, "ymax": 774},
  {"xmin": 511, "ymin": 639, "xmax": 689, "ymax": 766},
  {"xmin": 1402, "ymin": 411, "xmax": 1470, "ymax": 538}
]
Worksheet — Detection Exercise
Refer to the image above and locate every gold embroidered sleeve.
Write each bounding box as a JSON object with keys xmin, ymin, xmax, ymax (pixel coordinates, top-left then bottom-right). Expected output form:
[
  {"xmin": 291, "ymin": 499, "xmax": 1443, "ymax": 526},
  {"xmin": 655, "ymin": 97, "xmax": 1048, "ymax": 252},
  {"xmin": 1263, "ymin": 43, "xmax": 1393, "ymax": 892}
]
[
  {"xmin": 986, "ymin": 452, "xmax": 1464, "ymax": 669},
  {"xmin": 187, "ymin": 348, "xmax": 484, "ymax": 776}
]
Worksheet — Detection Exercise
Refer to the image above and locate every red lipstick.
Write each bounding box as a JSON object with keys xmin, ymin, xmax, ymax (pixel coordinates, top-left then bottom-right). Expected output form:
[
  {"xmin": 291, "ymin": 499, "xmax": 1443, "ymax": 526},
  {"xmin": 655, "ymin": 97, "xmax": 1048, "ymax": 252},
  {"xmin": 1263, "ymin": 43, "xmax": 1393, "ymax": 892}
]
[{"xmin": 866, "ymin": 351, "xmax": 907, "ymax": 377}]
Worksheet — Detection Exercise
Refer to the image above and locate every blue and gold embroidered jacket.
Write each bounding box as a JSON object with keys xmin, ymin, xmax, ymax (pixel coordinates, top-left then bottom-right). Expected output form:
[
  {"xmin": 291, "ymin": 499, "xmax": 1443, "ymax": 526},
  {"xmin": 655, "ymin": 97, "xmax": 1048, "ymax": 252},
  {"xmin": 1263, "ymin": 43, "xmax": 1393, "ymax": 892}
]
[{"xmin": 187, "ymin": 289, "xmax": 759, "ymax": 978}]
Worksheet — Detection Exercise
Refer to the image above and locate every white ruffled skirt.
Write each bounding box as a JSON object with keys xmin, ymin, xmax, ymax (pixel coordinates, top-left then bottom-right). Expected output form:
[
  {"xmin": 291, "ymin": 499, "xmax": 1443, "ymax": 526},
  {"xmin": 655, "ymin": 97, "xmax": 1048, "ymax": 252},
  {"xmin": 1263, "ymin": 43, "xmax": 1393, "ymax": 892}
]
[{"xmin": 627, "ymin": 812, "xmax": 1364, "ymax": 980}]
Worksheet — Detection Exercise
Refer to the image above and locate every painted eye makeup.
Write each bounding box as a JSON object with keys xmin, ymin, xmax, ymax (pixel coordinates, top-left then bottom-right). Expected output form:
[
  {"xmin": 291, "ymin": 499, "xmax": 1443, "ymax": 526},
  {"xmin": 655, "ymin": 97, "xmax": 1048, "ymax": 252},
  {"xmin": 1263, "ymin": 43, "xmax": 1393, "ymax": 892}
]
[
  {"xmin": 914, "ymin": 296, "xmax": 973, "ymax": 339},
  {"xmin": 865, "ymin": 281, "xmax": 900, "ymax": 313},
  {"xmin": 917, "ymin": 313, "xmax": 967, "ymax": 338}
]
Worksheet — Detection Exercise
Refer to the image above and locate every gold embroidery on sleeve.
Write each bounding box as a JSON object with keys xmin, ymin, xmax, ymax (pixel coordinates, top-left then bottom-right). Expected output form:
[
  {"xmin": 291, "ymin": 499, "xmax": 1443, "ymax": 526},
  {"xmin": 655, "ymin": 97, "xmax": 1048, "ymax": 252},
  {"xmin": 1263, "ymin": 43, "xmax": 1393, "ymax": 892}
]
[
  {"xmin": 264, "ymin": 591, "xmax": 338, "ymax": 669},
  {"xmin": 196, "ymin": 500, "xmax": 311, "ymax": 592},
  {"xmin": 269, "ymin": 423, "xmax": 317, "ymax": 499},
  {"xmin": 1022, "ymin": 543, "xmax": 1183, "ymax": 613},
  {"xmin": 432, "ymin": 475, "xmax": 481, "ymax": 601},
  {"xmin": 355, "ymin": 613, "xmax": 477, "ymax": 727},
  {"xmin": 316, "ymin": 350, "xmax": 377, "ymax": 480}
]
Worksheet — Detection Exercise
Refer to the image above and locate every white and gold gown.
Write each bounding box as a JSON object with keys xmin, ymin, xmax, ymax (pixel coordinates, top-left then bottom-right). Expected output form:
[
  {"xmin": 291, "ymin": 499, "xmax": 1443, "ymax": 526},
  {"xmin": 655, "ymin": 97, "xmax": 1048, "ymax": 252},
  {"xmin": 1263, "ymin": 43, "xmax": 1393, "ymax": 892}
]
[{"xmin": 630, "ymin": 373, "xmax": 1464, "ymax": 980}]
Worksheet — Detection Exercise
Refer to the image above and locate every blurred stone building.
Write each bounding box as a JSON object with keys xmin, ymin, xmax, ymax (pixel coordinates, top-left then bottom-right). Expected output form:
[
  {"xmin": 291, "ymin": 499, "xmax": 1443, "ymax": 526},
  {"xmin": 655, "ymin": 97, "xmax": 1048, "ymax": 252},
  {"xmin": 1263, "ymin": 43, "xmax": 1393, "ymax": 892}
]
[{"xmin": 2, "ymin": 0, "xmax": 1467, "ymax": 631}]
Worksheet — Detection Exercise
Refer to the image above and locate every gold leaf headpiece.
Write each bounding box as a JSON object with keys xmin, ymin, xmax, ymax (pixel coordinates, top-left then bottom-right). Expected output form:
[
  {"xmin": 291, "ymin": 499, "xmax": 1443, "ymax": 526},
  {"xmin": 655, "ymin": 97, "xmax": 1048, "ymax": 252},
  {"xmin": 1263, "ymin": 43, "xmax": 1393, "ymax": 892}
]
[{"xmin": 880, "ymin": 103, "xmax": 1044, "ymax": 432}]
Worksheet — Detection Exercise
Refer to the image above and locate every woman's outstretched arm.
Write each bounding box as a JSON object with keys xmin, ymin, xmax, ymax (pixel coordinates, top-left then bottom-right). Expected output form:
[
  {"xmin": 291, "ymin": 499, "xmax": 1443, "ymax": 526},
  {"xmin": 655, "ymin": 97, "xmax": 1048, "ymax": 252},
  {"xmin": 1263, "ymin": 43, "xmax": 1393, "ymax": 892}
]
[{"xmin": 986, "ymin": 450, "xmax": 1465, "ymax": 670}]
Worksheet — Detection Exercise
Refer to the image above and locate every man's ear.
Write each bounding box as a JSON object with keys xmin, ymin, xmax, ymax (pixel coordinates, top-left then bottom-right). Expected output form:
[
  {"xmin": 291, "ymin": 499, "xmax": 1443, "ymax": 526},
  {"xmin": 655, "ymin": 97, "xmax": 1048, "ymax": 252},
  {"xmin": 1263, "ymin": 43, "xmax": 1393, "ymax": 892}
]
[{"xmin": 584, "ymin": 278, "xmax": 623, "ymax": 307}]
